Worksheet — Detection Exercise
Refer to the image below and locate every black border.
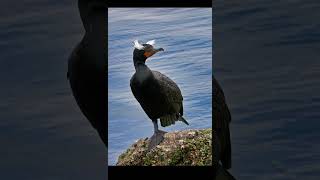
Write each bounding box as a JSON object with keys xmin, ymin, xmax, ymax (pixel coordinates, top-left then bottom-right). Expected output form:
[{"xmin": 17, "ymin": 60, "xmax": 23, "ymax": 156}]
[
  {"xmin": 109, "ymin": 166, "xmax": 215, "ymax": 179},
  {"xmin": 108, "ymin": 0, "xmax": 212, "ymax": 8}
]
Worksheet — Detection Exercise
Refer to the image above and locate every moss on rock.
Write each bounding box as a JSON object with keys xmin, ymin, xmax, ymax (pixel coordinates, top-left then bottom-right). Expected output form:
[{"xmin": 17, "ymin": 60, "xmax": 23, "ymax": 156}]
[{"xmin": 116, "ymin": 128, "xmax": 212, "ymax": 166}]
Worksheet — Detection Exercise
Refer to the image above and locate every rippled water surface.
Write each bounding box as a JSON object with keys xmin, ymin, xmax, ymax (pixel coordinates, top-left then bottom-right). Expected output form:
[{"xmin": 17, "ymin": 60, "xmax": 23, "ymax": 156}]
[
  {"xmin": 0, "ymin": 1, "xmax": 106, "ymax": 179},
  {"xmin": 215, "ymin": 1, "xmax": 320, "ymax": 179},
  {"xmin": 108, "ymin": 8, "xmax": 212, "ymax": 165}
]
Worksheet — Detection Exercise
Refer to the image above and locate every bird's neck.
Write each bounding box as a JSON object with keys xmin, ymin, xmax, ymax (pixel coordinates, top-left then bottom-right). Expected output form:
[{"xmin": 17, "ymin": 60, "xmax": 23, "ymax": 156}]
[
  {"xmin": 134, "ymin": 62, "xmax": 152, "ymax": 83},
  {"xmin": 134, "ymin": 62, "xmax": 149, "ymax": 72}
]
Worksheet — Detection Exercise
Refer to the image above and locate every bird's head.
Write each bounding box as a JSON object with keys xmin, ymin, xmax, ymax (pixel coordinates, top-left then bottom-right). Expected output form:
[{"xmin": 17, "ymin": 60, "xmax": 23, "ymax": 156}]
[{"xmin": 133, "ymin": 40, "xmax": 164, "ymax": 64}]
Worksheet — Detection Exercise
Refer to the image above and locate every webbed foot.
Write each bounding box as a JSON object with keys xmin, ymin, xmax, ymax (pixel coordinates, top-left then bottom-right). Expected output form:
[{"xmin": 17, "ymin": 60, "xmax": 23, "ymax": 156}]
[{"xmin": 148, "ymin": 130, "xmax": 167, "ymax": 151}]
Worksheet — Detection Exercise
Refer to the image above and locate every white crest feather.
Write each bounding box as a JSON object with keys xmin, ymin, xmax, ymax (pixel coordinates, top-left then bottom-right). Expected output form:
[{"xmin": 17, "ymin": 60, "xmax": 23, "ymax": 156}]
[
  {"xmin": 146, "ymin": 40, "xmax": 155, "ymax": 46},
  {"xmin": 133, "ymin": 40, "xmax": 144, "ymax": 50}
]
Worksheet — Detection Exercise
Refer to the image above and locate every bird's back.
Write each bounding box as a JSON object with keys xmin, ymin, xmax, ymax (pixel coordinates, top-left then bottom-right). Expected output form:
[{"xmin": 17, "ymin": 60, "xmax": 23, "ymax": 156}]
[{"xmin": 68, "ymin": 41, "xmax": 107, "ymax": 146}]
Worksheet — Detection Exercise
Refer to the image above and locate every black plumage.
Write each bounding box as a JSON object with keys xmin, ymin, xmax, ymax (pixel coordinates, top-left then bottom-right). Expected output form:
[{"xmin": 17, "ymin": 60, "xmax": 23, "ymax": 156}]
[
  {"xmin": 213, "ymin": 76, "xmax": 232, "ymax": 169},
  {"xmin": 131, "ymin": 70, "xmax": 186, "ymax": 126},
  {"xmin": 67, "ymin": 0, "xmax": 107, "ymax": 147},
  {"xmin": 130, "ymin": 40, "xmax": 188, "ymax": 148}
]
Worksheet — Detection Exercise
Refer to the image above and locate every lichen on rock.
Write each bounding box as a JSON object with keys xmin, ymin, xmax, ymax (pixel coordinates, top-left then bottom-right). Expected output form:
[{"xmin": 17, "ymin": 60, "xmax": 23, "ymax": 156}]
[{"xmin": 116, "ymin": 128, "xmax": 212, "ymax": 166}]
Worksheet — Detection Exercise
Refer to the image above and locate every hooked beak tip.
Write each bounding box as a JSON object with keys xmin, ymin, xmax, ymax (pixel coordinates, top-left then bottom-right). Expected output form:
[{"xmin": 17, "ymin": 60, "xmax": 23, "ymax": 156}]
[{"xmin": 158, "ymin": 48, "xmax": 164, "ymax": 52}]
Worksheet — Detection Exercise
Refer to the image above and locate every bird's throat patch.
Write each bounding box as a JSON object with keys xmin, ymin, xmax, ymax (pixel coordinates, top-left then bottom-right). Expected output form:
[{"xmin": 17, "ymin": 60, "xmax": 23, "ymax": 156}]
[{"xmin": 144, "ymin": 51, "xmax": 155, "ymax": 58}]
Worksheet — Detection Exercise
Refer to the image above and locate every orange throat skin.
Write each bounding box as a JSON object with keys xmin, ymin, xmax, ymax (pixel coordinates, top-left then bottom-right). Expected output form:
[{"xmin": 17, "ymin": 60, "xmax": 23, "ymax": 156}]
[{"xmin": 144, "ymin": 51, "xmax": 156, "ymax": 58}]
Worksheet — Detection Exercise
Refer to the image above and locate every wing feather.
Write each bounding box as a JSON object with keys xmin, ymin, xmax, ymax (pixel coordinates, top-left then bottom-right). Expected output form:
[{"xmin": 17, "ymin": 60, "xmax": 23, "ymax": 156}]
[{"xmin": 152, "ymin": 71, "xmax": 183, "ymax": 104}]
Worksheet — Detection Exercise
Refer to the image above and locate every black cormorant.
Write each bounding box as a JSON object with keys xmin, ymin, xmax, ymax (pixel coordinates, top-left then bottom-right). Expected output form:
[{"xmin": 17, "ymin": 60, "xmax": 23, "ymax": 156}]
[
  {"xmin": 213, "ymin": 77, "xmax": 232, "ymax": 169},
  {"xmin": 67, "ymin": 0, "xmax": 107, "ymax": 147},
  {"xmin": 130, "ymin": 40, "xmax": 189, "ymax": 149}
]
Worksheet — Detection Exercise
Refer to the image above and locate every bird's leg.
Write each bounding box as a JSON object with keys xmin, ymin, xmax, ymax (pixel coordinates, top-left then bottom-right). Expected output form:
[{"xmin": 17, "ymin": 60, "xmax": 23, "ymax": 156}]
[
  {"xmin": 148, "ymin": 119, "xmax": 166, "ymax": 150},
  {"xmin": 153, "ymin": 119, "xmax": 159, "ymax": 132},
  {"xmin": 152, "ymin": 119, "xmax": 167, "ymax": 135}
]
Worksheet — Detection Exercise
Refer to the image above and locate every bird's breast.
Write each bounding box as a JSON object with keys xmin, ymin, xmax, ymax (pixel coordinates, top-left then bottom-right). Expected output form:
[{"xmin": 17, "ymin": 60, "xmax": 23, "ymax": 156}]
[{"xmin": 134, "ymin": 70, "xmax": 152, "ymax": 84}]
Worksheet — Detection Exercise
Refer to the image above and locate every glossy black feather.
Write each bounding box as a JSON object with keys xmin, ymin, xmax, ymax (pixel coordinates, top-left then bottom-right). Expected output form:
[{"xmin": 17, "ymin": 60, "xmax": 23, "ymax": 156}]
[
  {"xmin": 67, "ymin": 0, "xmax": 107, "ymax": 147},
  {"xmin": 130, "ymin": 68, "xmax": 186, "ymax": 127}
]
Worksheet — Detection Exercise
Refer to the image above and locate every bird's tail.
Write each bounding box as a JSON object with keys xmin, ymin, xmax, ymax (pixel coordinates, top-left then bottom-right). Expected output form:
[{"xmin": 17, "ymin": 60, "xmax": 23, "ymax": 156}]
[
  {"xmin": 216, "ymin": 163, "xmax": 236, "ymax": 180},
  {"xmin": 160, "ymin": 114, "xmax": 189, "ymax": 127},
  {"xmin": 178, "ymin": 116, "xmax": 189, "ymax": 125}
]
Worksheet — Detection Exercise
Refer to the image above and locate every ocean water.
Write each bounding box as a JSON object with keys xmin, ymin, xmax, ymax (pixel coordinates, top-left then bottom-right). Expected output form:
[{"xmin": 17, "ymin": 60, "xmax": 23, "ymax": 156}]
[
  {"xmin": 108, "ymin": 8, "xmax": 212, "ymax": 165},
  {"xmin": 0, "ymin": 0, "xmax": 106, "ymax": 179},
  {"xmin": 215, "ymin": 1, "xmax": 320, "ymax": 179}
]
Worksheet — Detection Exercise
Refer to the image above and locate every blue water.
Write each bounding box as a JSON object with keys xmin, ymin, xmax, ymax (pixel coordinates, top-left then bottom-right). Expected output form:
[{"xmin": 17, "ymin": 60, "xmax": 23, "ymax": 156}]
[
  {"xmin": 108, "ymin": 8, "xmax": 212, "ymax": 165},
  {"xmin": 216, "ymin": 1, "xmax": 320, "ymax": 179},
  {"xmin": 0, "ymin": 0, "xmax": 106, "ymax": 179}
]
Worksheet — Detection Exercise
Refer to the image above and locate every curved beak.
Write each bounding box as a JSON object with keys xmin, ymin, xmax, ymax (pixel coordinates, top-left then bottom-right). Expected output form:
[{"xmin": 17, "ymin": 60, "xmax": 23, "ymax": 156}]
[{"xmin": 156, "ymin": 48, "xmax": 164, "ymax": 52}]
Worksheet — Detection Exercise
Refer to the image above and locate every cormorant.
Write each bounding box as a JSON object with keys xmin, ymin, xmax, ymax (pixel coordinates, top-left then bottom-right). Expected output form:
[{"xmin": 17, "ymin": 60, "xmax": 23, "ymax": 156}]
[
  {"xmin": 215, "ymin": 163, "xmax": 236, "ymax": 180},
  {"xmin": 67, "ymin": 0, "xmax": 107, "ymax": 147},
  {"xmin": 213, "ymin": 77, "xmax": 232, "ymax": 169},
  {"xmin": 130, "ymin": 40, "xmax": 189, "ymax": 149}
]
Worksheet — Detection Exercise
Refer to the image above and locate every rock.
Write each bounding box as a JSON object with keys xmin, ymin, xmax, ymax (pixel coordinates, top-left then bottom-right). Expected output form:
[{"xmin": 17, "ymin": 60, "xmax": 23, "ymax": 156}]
[{"xmin": 116, "ymin": 128, "xmax": 212, "ymax": 166}]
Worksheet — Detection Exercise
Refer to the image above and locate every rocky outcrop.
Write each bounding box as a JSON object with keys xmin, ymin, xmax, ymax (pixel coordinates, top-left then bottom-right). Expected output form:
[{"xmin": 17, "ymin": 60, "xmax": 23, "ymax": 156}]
[{"xmin": 116, "ymin": 128, "xmax": 212, "ymax": 166}]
